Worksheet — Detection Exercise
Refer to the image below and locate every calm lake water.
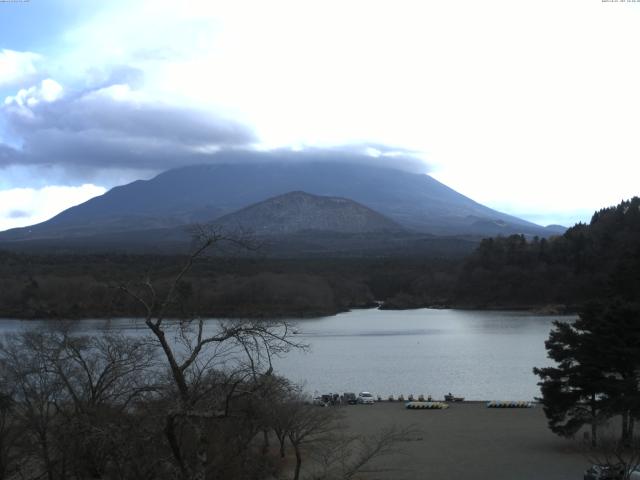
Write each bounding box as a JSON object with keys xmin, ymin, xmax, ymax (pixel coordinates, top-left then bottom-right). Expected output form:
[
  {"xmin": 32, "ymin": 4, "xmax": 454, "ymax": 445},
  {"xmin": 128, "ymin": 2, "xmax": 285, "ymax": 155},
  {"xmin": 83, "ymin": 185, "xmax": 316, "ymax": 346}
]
[{"xmin": 0, "ymin": 308, "xmax": 570, "ymax": 401}]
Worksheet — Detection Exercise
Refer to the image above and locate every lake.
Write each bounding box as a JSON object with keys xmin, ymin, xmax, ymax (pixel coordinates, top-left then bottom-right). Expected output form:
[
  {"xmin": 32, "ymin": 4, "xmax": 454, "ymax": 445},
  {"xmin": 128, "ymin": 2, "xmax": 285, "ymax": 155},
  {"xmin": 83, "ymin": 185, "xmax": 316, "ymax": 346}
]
[
  {"xmin": 277, "ymin": 308, "xmax": 569, "ymax": 401},
  {"xmin": 0, "ymin": 308, "xmax": 570, "ymax": 401}
]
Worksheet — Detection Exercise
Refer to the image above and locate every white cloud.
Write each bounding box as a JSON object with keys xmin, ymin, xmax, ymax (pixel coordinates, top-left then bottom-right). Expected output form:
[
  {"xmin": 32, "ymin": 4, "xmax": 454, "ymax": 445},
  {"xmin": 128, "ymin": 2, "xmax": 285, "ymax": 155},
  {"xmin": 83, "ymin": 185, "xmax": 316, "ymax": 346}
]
[
  {"xmin": 0, "ymin": 49, "xmax": 41, "ymax": 88},
  {"xmin": 0, "ymin": 184, "xmax": 106, "ymax": 231},
  {"xmin": 39, "ymin": 78, "xmax": 64, "ymax": 102},
  {"xmin": 4, "ymin": 79, "xmax": 64, "ymax": 121},
  {"xmin": 4, "ymin": 78, "xmax": 63, "ymax": 106}
]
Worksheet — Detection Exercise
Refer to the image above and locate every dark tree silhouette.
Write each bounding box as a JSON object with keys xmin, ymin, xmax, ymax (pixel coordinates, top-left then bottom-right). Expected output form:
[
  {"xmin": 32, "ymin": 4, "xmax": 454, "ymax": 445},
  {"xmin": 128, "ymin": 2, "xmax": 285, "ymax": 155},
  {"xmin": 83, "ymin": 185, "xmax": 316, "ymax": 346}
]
[
  {"xmin": 534, "ymin": 301, "xmax": 640, "ymax": 447},
  {"xmin": 119, "ymin": 226, "xmax": 303, "ymax": 480}
]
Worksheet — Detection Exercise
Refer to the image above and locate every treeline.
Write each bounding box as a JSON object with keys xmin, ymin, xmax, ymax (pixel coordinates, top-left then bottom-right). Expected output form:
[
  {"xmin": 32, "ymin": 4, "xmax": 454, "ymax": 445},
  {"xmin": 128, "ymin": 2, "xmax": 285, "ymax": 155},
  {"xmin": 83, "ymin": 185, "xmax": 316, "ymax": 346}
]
[
  {"xmin": 454, "ymin": 197, "xmax": 640, "ymax": 309},
  {"xmin": 528, "ymin": 201, "xmax": 640, "ymax": 465},
  {"xmin": 0, "ymin": 252, "xmax": 460, "ymax": 319}
]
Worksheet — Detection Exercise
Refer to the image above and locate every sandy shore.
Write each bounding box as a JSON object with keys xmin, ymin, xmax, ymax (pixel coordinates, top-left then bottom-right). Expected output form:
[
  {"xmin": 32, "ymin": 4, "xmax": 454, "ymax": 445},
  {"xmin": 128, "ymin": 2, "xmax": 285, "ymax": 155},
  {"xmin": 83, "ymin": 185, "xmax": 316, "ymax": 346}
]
[{"xmin": 338, "ymin": 401, "xmax": 587, "ymax": 480}]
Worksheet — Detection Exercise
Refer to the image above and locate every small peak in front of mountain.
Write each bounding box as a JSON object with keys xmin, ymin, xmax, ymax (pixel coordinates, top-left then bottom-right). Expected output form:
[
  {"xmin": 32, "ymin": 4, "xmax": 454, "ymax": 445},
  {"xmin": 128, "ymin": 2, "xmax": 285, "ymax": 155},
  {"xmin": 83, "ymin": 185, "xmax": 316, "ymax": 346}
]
[{"xmin": 214, "ymin": 191, "xmax": 404, "ymax": 235}]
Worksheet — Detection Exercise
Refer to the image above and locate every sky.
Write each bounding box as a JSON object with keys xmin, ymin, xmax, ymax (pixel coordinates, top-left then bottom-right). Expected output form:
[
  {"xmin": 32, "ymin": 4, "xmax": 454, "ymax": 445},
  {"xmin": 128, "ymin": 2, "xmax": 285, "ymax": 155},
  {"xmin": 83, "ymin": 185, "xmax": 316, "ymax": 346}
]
[{"xmin": 1, "ymin": 0, "xmax": 639, "ymax": 231}]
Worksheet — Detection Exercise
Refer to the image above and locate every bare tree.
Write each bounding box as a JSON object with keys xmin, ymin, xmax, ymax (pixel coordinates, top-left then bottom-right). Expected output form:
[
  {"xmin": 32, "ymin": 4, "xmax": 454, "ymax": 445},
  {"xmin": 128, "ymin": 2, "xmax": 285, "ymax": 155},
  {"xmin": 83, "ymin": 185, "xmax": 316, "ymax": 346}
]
[
  {"xmin": 0, "ymin": 328, "xmax": 160, "ymax": 480},
  {"xmin": 0, "ymin": 332, "xmax": 67, "ymax": 480},
  {"xmin": 44, "ymin": 329, "xmax": 157, "ymax": 414},
  {"xmin": 268, "ymin": 384, "xmax": 300, "ymax": 460},
  {"xmin": 280, "ymin": 394, "xmax": 419, "ymax": 480},
  {"xmin": 0, "ymin": 391, "xmax": 22, "ymax": 480},
  {"xmin": 285, "ymin": 400, "xmax": 341, "ymax": 480},
  {"xmin": 119, "ymin": 226, "xmax": 303, "ymax": 480},
  {"xmin": 44, "ymin": 329, "xmax": 158, "ymax": 479},
  {"xmin": 585, "ymin": 432, "xmax": 640, "ymax": 480}
]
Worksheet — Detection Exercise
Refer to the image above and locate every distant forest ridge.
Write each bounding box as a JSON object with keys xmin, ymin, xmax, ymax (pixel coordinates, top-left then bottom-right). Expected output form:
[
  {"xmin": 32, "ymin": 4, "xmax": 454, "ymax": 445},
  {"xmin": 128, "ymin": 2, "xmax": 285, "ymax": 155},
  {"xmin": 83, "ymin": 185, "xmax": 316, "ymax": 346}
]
[
  {"xmin": 0, "ymin": 197, "xmax": 637, "ymax": 319},
  {"xmin": 452, "ymin": 196, "xmax": 640, "ymax": 309}
]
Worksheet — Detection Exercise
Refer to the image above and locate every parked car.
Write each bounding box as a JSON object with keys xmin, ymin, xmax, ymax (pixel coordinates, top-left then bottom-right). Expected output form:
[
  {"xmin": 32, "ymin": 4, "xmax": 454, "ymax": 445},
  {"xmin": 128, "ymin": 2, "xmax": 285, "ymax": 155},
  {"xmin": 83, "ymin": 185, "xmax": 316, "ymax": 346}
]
[
  {"xmin": 357, "ymin": 392, "xmax": 375, "ymax": 404},
  {"xmin": 343, "ymin": 392, "xmax": 357, "ymax": 405},
  {"xmin": 313, "ymin": 394, "xmax": 334, "ymax": 406},
  {"xmin": 312, "ymin": 395, "xmax": 327, "ymax": 406}
]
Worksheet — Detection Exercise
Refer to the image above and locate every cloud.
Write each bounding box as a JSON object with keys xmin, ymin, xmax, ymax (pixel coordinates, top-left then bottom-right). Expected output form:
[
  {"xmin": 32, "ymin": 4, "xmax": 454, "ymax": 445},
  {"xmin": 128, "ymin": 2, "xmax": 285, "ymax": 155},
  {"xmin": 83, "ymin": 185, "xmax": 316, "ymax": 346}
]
[
  {"xmin": 0, "ymin": 184, "xmax": 106, "ymax": 232},
  {"xmin": 0, "ymin": 70, "xmax": 428, "ymax": 179},
  {"xmin": 208, "ymin": 146, "xmax": 430, "ymax": 174},
  {"xmin": 4, "ymin": 78, "xmax": 63, "ymax": 111},
  {"xmin": 0, "ymin": 76, "xmax": 256, "ymax": 171},
  {"xmin": 8, "ymin": 210, "xmax": 29, "ymax": 219},
  {"xmin": 0, "ymin": 49, "xmax": 41, "ymax": 88}
]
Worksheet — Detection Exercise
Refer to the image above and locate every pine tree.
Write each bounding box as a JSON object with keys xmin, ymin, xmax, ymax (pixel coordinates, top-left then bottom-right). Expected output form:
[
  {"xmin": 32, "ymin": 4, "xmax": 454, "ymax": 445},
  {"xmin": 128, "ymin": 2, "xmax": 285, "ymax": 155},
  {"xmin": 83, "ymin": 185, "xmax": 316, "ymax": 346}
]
[
  {"xmin": 534, "ymin": 301, "xmax": 640, "ymax": 446},
  {"xmin": 583, "ymin": 301, "xmax": 640, "ymax": 444},
  {"xmin": 534, "ymin": 318, "xmax": 610, "ymax": 446}
]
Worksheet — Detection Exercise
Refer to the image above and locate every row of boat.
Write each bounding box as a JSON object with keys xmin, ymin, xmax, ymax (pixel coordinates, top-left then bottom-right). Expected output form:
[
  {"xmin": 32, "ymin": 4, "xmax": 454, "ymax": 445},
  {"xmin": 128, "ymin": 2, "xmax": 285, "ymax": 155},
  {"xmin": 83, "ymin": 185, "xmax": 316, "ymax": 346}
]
[
  {"xmin": 486, "ymin": 400, "xmax": 534, "ymax": 408},
  {"xmin": 405, "ymin": 400, "xmax": 535, "ymax": 409}
]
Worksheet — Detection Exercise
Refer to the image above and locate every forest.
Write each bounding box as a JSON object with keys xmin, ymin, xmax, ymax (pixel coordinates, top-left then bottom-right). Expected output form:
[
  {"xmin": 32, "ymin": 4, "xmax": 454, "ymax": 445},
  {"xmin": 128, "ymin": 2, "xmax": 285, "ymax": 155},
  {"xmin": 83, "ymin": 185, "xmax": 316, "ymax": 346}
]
[
  {"xmin": 455, "ymin": 197, "xmax": 640, "ymax": 309},
  {"xmin": 0, "ymin": 252, "xmax": 459, "ymax": 319},
  {"xmin": 0, "ymin": 197, "xmax": 639, "ymax": 319}
]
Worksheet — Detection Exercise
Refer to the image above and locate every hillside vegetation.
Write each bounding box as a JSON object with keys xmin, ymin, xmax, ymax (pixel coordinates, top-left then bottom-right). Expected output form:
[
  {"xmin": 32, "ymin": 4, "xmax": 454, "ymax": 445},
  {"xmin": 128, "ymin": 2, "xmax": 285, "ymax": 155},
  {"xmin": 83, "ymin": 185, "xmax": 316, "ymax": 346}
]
[
  {"xmin": 454, "ymin": 197, "xmax": 640, "ymax": 309},
  {"xmin": 0, "ymin": 253, "xmax": 458, "ymax": 319}
]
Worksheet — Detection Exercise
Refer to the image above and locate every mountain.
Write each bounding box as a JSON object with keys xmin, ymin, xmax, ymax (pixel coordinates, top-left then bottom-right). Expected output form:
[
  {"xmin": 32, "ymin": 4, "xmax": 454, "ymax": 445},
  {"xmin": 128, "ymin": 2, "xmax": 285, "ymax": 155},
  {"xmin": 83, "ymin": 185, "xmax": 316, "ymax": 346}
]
[
  {"xmin": 543, "ymin": 224, "xmax": 568, "ymax": 235},
  {"xmin": 0, "ymin": 161, "xmax": 562, "ymax": 249},
  {"xmin": 213, "ymin": 191, "xmax": 403, "ymax": 235}
]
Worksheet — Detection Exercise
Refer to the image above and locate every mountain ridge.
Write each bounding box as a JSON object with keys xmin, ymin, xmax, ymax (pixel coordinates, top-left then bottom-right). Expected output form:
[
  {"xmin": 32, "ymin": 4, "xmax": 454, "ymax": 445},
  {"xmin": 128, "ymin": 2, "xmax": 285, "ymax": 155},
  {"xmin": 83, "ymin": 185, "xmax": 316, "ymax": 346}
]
[{"xmin": 0, "ymin": 161, "xmax": 564, "ymax": 248}]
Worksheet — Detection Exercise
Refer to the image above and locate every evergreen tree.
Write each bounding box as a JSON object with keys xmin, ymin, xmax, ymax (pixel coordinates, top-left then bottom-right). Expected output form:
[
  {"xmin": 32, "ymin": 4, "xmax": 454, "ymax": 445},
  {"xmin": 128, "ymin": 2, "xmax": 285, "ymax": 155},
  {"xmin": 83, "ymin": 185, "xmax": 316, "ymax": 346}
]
[
  {"xmin": 534, "ymin": 318, "xmax": 610, "ymax": 446},
  {"xmin": 583, "ymin": 301, "xmax": 640, "ymax": 444},
  {"xmin": 534, "ymin": 301, "xmax": 640, "ymax": 446}
]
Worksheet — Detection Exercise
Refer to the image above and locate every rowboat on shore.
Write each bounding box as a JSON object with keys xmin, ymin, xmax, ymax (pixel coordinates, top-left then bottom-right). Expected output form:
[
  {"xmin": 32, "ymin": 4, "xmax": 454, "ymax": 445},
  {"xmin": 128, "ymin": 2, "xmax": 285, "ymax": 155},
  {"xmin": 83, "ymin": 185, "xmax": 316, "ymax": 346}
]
[
  {"xmin": 444, "ymin": 393, "xmax": 465, "ymax": 402},
  {"xmin": 486, "ymin": 400, "xmax": 534, "ymax": 408}
]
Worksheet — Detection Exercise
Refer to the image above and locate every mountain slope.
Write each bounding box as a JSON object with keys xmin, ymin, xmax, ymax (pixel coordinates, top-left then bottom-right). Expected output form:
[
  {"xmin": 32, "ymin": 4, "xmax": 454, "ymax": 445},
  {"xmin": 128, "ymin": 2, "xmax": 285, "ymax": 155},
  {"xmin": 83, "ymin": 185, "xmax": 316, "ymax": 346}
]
[
  {"xmin": 213, "ymin": 191, "xmax": 403, "ymax": 235},
  {"xmin": 0, "ymin": 160, "xmax": 558, "ymax": 242}
]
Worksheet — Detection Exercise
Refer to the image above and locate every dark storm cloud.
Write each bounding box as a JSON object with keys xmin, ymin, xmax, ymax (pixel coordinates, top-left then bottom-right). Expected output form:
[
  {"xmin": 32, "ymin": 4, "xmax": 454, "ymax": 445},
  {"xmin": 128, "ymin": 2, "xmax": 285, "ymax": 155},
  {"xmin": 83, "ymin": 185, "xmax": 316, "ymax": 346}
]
[
  {"xmin": 0, "ymin": 144, "xmax": 18, "ymax": 165},
  {"xmin": 0, "ymin": 75, "xmax": 428, "ymax": 179},
  {"xmin": 0, "ymin": 80, "xmax": 256, "ymax": 171}
]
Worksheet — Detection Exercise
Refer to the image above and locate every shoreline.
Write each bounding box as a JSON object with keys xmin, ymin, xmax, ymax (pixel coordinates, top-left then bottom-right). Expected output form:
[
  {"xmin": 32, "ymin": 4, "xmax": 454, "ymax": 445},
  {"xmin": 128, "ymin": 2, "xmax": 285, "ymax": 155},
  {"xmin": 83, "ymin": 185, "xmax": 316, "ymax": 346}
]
[{"xmin": 0, "ymin": 303, "xmax": 577, "ymax": 322}]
